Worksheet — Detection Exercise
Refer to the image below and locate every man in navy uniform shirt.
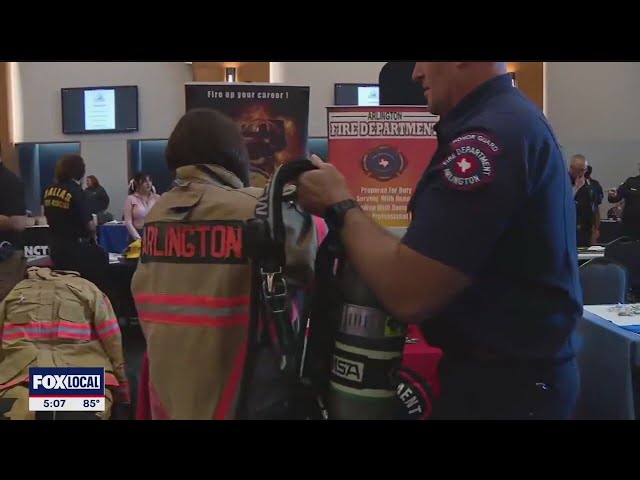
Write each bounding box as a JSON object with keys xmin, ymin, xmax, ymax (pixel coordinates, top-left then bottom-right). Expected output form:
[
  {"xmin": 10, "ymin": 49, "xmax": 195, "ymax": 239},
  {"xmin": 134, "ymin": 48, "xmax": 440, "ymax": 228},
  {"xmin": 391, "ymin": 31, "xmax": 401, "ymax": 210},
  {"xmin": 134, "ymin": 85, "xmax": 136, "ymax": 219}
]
[
  {"xmin": 298, "ymin": 62, "xmax": 582, "ymax": 420},
  {"xmin": 570, "ymin": 155, "xmax": 603, "ymax": 247}
]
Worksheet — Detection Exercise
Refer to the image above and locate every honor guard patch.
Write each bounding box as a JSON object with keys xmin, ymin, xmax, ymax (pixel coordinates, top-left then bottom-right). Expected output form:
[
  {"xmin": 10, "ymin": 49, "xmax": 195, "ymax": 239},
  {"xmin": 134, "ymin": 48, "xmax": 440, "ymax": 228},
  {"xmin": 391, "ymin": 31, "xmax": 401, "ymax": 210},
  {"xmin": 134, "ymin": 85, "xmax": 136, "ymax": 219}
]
[
  {"xmin": 362, "ymin": 146, "xmax": 407, "ymax": 182},
  {"xmin": 441, "ymin": 132, "xmax": 500, "ymax": 191},
  {"xmin": 142, "ymin": 221, "xmax": 247, "ymax": 265}
]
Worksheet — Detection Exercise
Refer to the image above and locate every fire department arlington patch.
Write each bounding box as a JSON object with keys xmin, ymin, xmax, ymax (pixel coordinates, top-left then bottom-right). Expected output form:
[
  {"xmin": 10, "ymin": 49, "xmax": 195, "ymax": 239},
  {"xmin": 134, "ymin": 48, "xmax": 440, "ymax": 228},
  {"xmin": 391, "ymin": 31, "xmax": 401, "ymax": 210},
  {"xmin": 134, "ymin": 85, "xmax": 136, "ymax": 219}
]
[{"xmin": 440, "ymin": 132, "xmax": 500, "ymax": 191}]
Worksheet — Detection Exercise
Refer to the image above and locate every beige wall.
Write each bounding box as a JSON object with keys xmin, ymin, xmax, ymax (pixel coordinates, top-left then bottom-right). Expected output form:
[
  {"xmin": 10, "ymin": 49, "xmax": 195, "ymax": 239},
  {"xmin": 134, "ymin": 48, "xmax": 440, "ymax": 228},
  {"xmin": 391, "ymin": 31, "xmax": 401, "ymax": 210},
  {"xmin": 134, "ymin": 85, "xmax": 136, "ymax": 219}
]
[
  {"xmin": 11, "ymin": 61, "xmax": 270, "ymax": 217},
  {"xmin": 16, "ymin": 62, "xmax": 193, "ymax": 218},
  {"xmin": 270, "ymin": 62, "xmax": 386, "ymax": 137},
  {"xmin": 508, "ymin": 62, "xmax": 544, "ymax": 110},
  {"xmin": 546, "ymin": 62, "xmax": 640, "ymax": 205},
  {"xmin": 192, "ymin": 62, "xmax": 270, "ymax": 83}
]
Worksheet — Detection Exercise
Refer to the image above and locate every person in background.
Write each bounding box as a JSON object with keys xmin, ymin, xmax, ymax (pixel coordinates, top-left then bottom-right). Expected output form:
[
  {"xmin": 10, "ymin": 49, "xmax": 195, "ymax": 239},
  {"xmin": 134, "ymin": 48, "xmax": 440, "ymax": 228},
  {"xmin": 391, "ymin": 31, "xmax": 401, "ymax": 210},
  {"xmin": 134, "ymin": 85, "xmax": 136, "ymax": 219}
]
[
  {"xmin": 43, "ymin": 154, "xmax": 109, "ymax": 292},
  {"xmin": 132, "ymin": 111, "xmax": 329, "ymax": 421},
  {"xmin": 0, "ymin": 143, "xmax": 28, "ymax": 300},
  {"xmin": 131, "ymin": 108, "xmax": 258, "ymax": 420},
  {"xmin": 585, "ymin": 165, "xmax": 604, "ymax": 244},
  {"xmin": 569, "ymin": 155, "xmax": 603, "ymax": 247},
  {"xmin": 297, "ymin": 62, "xmax": 582, "ymax": 420},
  {"xmin": 0, "ymin": 144, "xmax": 27, "ymax": 248},
  {"xmin": 124, "ymin": 172, "xmax": 160, "ymax": 242},
  {"xmin": 85, "ymin": 175, "xmax": 111, "ymax": 220},
  {"xmin": 608, "ymin": 162, "xmax": 640, "ymax": 240}
]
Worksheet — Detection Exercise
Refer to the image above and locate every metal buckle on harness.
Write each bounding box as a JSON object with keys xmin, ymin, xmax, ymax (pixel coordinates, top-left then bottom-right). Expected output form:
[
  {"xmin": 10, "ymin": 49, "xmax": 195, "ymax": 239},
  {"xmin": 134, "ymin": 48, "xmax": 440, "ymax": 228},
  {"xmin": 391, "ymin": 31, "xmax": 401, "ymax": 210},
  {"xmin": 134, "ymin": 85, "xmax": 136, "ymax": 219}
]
[
  {"xmin": 261, "ymin": 267, "xmax": 294, "ymax": 373},
  {"xmin": 261, "ymin": 268, "xmax": 288, "ymax": 314}
]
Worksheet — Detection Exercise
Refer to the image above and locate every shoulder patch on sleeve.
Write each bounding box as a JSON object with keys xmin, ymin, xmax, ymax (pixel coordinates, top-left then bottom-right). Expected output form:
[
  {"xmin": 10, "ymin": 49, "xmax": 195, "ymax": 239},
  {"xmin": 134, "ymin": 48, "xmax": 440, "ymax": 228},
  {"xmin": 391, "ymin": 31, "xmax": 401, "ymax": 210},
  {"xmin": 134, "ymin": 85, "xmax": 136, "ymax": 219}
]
[{"xmin": 440, "ymin": 131, "xmax": 501, "ymax": 191}]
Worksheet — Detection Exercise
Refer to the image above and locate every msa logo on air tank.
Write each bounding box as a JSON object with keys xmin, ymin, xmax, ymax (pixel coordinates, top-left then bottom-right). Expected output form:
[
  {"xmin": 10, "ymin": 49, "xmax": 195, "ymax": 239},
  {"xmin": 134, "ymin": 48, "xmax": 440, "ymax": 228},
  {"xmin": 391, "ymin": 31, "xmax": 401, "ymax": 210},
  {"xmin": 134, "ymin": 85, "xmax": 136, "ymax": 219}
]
[{"xmin": 332, "ymin": 356, "xmax": 365, "ymax": 383}]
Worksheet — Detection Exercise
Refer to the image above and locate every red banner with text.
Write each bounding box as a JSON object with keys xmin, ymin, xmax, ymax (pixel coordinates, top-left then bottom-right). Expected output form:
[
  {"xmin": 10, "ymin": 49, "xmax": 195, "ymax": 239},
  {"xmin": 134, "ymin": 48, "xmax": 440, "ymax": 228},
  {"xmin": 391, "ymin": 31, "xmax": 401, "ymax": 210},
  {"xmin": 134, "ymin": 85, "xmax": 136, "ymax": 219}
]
[{"xmin": 327, "ymin": 106, "xmax": 439, "ymax": 229}]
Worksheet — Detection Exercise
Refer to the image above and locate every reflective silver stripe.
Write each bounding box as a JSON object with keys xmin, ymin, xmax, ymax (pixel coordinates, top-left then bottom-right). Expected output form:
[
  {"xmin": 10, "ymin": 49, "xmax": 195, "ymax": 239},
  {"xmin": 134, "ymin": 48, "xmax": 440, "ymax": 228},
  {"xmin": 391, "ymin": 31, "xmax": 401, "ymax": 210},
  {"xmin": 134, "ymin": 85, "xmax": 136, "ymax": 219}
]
[
  {"xmin": 338, "ymin": 304, "xmax": 405, "ymax": 339},
  {"xmin": 139, "ymin": 303, "xmax": 248, "ymax": 318},
  {"xmin": 330, "ymin": 382, "xmax": 398, "ymax": 399}
]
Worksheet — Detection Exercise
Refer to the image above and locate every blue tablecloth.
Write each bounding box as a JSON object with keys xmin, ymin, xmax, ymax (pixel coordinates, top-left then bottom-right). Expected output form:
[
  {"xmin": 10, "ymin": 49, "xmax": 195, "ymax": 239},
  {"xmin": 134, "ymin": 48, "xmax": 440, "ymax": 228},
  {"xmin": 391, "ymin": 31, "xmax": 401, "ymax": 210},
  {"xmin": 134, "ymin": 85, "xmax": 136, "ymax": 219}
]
[
  {"xmin": 99, "ymin": 224, "xmax": 130, "ymax": 254},
  {"xmin": 576, "ymin": 311, "xmax": 640, "ymax": 420}
]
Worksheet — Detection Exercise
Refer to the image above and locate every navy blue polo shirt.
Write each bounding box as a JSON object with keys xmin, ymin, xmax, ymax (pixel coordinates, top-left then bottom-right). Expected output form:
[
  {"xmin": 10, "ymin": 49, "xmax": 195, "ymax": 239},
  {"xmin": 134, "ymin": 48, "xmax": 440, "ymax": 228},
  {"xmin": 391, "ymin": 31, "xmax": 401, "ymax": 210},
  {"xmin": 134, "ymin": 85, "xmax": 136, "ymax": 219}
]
[{"xmin": 402, "ymin": 74, "xmax": 582, "ymax": 362}]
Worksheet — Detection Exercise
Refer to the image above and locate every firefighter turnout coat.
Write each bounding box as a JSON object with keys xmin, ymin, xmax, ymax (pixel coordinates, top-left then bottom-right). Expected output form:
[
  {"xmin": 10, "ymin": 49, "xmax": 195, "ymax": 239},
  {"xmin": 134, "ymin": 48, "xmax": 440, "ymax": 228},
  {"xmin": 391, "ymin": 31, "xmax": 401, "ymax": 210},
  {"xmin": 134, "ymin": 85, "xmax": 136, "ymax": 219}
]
[
  {"xmin": 131, "ymin": 165, "xmax": 262, "ymax": 420},
  {"xmin": 0, "ymin": 268, "xmax": 130, "ymax": 404}
]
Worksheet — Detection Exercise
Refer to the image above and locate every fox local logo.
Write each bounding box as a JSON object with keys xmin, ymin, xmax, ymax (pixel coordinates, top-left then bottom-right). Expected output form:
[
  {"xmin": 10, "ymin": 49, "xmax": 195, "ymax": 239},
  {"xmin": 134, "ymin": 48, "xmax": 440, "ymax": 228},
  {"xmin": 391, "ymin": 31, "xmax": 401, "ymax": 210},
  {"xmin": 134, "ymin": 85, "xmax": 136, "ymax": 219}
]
[{"xmin": 32, "ymin": 374, "xmax": 102, "ymax": 390}]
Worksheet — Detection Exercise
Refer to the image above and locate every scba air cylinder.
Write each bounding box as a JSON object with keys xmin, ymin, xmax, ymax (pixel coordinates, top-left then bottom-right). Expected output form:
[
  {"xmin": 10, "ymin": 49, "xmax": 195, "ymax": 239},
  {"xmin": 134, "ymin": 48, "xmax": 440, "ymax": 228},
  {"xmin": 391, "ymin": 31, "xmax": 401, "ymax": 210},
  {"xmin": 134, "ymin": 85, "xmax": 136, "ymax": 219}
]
[{"xmin": 327, "ymin": 263, "xmax": 407, "ymax": 420}]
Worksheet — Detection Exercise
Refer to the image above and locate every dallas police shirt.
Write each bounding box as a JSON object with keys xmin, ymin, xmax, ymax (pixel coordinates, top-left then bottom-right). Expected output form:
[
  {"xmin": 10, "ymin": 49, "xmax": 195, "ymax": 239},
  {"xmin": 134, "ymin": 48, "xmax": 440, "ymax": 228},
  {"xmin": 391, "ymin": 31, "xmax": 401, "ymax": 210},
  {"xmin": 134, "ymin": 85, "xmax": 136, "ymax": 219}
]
[
  {"xmin": 402, "ymin": 74, "xmax": 582, "ymax": 362},
  {"xmin": 43, "ymin": 180, "xmax": 92, "ymax": 241},
  {"xmin": 0, "ymin": 162, "xmax": 26, "ymax": 247}
]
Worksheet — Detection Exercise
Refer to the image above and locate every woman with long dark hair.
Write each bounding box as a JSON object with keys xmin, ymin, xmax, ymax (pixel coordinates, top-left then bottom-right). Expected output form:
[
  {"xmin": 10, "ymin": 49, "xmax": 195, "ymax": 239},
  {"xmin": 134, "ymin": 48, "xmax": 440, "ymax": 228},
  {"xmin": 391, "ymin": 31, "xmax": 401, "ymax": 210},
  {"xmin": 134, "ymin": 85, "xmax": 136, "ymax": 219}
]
[{"xmin": 124, "ymin": 172, "xmax": 160, "ymax": 241}]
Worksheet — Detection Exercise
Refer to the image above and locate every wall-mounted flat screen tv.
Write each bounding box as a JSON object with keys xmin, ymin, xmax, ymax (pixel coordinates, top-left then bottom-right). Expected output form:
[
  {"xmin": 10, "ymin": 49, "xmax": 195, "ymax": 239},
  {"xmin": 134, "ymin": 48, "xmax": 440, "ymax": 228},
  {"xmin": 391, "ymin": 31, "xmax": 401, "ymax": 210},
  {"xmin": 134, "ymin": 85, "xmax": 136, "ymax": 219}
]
[
  {"xmin": 61, "ymin": 85, "xmax": 139, "ymax": 135},
  {"xmin": 334, "ymin": 83, "xmax": 380, "ymax": 106}
]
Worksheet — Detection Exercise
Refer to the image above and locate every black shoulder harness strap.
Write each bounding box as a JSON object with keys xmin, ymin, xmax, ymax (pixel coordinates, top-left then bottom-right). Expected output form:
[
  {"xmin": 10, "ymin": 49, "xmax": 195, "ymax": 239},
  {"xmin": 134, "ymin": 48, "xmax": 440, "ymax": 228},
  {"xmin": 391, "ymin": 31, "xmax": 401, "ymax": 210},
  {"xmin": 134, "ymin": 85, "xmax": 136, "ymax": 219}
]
[{"xmin": 236, "ymin": 159, "xmax": 320, "ymax": 420}]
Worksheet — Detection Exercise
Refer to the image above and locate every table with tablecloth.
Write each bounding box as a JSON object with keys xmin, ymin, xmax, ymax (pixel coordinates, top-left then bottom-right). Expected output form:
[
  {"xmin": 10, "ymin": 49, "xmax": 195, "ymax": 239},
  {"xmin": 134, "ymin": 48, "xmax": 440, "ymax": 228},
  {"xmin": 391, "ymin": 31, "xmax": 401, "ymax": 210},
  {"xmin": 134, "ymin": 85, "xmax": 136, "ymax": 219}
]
[
  {"xmin": 22, "ymin": 223, "xmax": 131, "ymax": 258},
  {"xmin": 575, "ymin": 306, "xmax": 640, "ymax": 420},
  {"xmin": 98, "ymin": 223, "xmax": 131, "ymax": 254},
  {"xmin": 578, "ymin": 248, "xmax": 605, "ymax": 264}
]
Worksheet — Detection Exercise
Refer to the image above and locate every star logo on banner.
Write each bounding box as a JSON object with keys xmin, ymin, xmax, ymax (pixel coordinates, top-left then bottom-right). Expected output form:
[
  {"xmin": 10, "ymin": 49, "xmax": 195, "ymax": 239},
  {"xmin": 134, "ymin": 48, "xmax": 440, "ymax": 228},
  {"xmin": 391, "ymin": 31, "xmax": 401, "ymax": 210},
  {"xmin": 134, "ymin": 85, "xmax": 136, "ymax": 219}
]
[{"xmin": 362, "ymin": 146, "xmax": 406, "ymax": 182}]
